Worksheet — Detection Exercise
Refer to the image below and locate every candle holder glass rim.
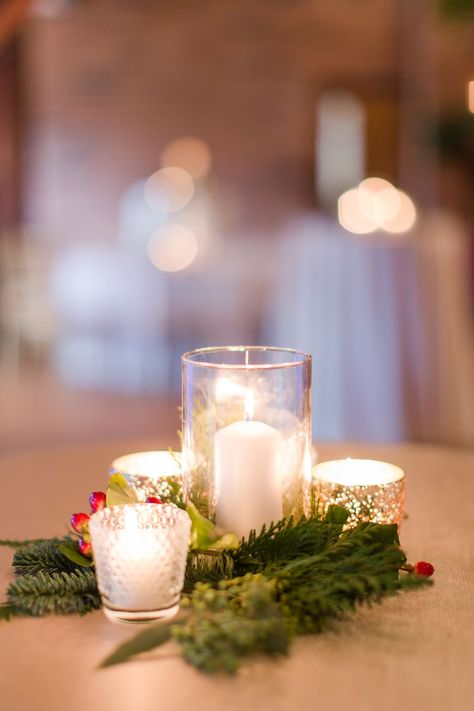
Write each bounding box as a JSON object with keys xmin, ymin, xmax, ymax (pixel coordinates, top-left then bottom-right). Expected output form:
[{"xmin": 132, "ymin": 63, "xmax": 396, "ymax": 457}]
[
  {"xmin": 89, "ymin": 502, "xmax": 190, "ymax": 530},
  {"xmin": 181, "ymin": 345, "xmax": 312, "ymax": 370},
  {"xmin": 313, "ymin": 459, "xmax": 405, "ymax": 486}
]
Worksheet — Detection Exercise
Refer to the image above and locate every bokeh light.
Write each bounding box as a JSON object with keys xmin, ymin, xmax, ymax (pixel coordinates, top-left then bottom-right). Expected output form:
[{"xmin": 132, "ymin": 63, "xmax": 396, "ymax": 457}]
[
  {"xmin": 358, "ymin": 178, "xmax": 401, "ymax": 224},
  {"xmin": 338, "ymin": 188, "xmax": 378, "ymax": 234},
  {"xmin": 31, "ymin": 0, "xmax": 68, "ymax": 18},
  {"xmin": 468, "ymin": 80, "xmax": 474, "ymax": 113},
  {"xmin": 144, "ymin": 167, "xmax": 194, "ymax": 213},
  {"xmin": 161, "ymin": 137, "xmax": 211, "ymax": 180},
  {"xmin": 338, "ymin": 178, "xmax": 417, "ymax": 235},
  {"xmin": 147, "ymin": 223, "xmax": 198, "ymax": 272},
  {"xmin": 382, "ymin": 190, "xmax": 417, "ymax": 233}
]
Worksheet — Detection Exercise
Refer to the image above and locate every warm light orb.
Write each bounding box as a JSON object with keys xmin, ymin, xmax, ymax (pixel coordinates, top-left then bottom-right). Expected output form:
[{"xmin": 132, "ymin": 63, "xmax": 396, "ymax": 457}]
[
  {"xmin": 338, "ymin": 188, "xmax": 377, "ymax": 234},
  {"xmin": 383, "ymin": 190, "xmax": 417, "ymax": 233},
  {"xmin": 144, "ymin": 167, "xmax": 194, "ymax": 213},
  {"xmin": 32, "ymin": 0, "xmax": 68, "ymax": 17},
  {"xmin": 147, "ymin": 223, "xmax": 198, "ymax": 272},
  {"xmin": 161, "ymin": 137, "xmax": 211, "ymax": 180},
  {"xmin": 338, "ymin": 178, "xmax": 417, "ymax": 236},
  {"xmin": 358, "ymin": 178, "xmax": 401, "ymax": 224},
  {"xmin": 468, "ymin": 80, "xmax": 474, "ymax": 113}
]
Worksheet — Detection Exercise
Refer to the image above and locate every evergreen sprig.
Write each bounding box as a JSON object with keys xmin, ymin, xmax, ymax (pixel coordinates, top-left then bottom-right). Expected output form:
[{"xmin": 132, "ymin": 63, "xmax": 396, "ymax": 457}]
[
  {"xmin": 2, "ymin": 537, "xmax": 100, "ymax": 617},
  {"xmin": 8, "ymin": 569, "xmax": 100, "ymax": 617},
  {"xmin": 1, "ymin": 508, "xmax": 432, "ymax": 672},
  {"xmin": 102, "ymin": 513, "xmax": 432, "ymax": 673},
  {"xmin": 12, "ymin": 538, "xmax": 81, "ymax": 575}
]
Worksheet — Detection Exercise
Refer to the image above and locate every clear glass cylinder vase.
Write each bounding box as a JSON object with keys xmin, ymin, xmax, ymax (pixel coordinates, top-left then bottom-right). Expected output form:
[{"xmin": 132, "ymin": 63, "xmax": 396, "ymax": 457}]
[{"xmin": 182, "ymin": 346, "xmax": 312, "ymax": 538}]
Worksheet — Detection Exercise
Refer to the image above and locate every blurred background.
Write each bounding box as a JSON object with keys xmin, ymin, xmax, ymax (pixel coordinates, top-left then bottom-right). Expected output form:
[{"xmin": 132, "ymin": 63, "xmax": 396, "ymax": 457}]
[{"xmin": 0, "ymin": 0, "xmax": 473, "ymax": 452}]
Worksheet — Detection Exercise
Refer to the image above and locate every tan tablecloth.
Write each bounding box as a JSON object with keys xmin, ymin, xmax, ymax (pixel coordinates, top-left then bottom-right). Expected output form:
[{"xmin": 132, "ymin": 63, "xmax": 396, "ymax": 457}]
[{"xmin": 1, "ymin": 439, "xmax": 473, "ymax": 711}]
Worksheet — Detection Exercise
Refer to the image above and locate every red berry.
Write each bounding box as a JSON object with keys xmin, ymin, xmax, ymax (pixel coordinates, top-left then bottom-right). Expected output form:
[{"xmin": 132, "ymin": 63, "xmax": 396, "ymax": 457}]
[
  {"xmin": 414, "ymin": 561, "xmax": 434, "ymax": 577},
  {"xmin": 78, "ymin": 538, "xmax": 92, "ymax": 557},
  {"xmin": 146, "ymin": 496, "xmax": 163, "ymax": 504},
  {"xmin": 71, "ymin": 512, "xmax": 90, "ymax": 534},
  {"xmin": 89, "ymin": 491, "xmax": 106, "ymax": 513}
]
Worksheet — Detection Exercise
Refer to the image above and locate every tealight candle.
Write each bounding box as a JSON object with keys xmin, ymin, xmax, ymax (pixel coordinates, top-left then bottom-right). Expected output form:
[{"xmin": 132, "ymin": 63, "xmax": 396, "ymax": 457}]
[
  {"xmin": 110, "ymin": 451, "xmax": 182, "ymax": 502},
  {"xmin": 313, "ymin": 458, "xmax": 405, "ymax": 527},
  {"xmin": 89, "ymin": 503, "xmax": 191, "ymax": 623}
]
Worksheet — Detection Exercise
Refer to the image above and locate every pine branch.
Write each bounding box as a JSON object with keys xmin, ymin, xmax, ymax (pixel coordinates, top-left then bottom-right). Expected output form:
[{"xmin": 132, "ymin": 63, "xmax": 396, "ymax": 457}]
[
  {"xmin": 7, "ymin": 569, "xmax": 100, "ymax": 617},
  {"xmin": 185, "ymin": 514, "xmax": 348, "ymax": 589},
  {"xmin": 12, "ymin": 538, "xmax": 82, "ymax": 575},
  {"xmin": 184, "ymin": 550, "xmax": 235, "ymax": 592},
  {"xmin": 103, "ymin": 516, "xmax": 432, "ymax": 673},
  {"xmin": 0, "ymin": 538, "xmax": 63, "ymax": 549},
  {"xmin": 232, "ymin": 515, "xmax": 344, "ymax": 575},
  {"xmin": 173, "ymin": 575, "xmax": 288, "ymax": 673}
]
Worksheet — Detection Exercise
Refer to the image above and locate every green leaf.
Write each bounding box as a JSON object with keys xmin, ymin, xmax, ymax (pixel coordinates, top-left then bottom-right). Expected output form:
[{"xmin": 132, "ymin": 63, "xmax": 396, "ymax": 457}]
[
  {"xmin": 324, "ymin": 505, "xmax": 350, "ymax": 525},
  {"xmin": 187, "ymin": 502, "xmax": 238, "ymax": 550},
  {"xmin": 100, "ymin": 623, "xmax": 173, "ymax": 668},
  {"xmin": 58, "ymin": 543, "xmax": 94, "ymax": 568},
  {"xmin": 106, "ymin": 473, "xmax": 138, "ymax": 508},
  {"xmin": 187, "ymin": 501, "xmax": 216, "ymax": 548},
  {"xmin": 211, "ymin": 532, "xmax": 240, "ymax": 550},
  {"xmin": 349, "ymin": 522, "xmax": 400, "ymax": 547}
]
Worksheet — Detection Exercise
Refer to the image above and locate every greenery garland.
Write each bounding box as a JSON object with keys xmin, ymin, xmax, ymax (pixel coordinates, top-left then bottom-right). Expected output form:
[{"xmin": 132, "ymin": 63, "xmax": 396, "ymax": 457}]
[{"xmin": 0, "ymin": 505, "xmax": 431, "ymax": 672}]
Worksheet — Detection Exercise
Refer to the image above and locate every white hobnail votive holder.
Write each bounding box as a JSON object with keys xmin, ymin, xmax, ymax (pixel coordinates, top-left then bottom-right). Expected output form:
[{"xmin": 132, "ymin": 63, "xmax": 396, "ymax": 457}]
[{"xmin": 89, "ymin": 504, "xmax": 191, "ymax": 624}]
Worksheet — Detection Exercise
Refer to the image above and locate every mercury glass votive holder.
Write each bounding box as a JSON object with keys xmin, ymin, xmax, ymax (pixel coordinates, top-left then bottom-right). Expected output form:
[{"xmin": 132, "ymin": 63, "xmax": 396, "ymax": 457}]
[
  {"xmin": 182, "ymin": 346, "xmax": 312, "ymax": 539},
  {"xmin": 313, "ymin": 458, "xmax": 405, "ymax": 528},
  {"xmin": 110, "ymin": 451, "xmax": 183, "ymax": 504},
  {"xmin": 89, "ymin": 504, "xmax": 191, "ymax": 624}
]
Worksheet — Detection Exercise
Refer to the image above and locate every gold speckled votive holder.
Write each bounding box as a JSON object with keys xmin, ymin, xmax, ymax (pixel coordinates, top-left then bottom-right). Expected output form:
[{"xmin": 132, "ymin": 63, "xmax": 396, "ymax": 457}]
[
  {"xmin": 110, "ymin": 451, "xmax": 183, "ymax": 504},
  {"xmin": 313, "ymin": 458, "xmax": 405, "ymax": 527}
]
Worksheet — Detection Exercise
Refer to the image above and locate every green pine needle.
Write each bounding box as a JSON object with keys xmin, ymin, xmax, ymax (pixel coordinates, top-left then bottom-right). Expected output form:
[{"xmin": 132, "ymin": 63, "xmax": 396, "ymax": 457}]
[
  {"xmin": 2, "ymin": 510, "xmax": 433, "ymax": 672},
  {"xmin": 0, "ymin": 538, "xmax": 63, "ymax": 549},
  {"xmin": 13, "ymin": 538, "xmax": 83, "ymax": 575},
  {"xmin": 101, "ymin": 515, "xmax": 432, "ymax": 673},
  {"xmin": 7, "ymin": 569, "xmax": 100, "ymax": 617},
  {"xmin": 3, "ymin": 537, "xmax": 100, "ymax": 617}
]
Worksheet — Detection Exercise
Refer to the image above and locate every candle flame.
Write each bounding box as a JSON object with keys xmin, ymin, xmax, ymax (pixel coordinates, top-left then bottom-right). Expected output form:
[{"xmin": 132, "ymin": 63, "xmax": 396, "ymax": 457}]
[
  {"xmin": 215, "ymin": 377, "xmax": 247, "ymax": 401},
  {"xmin": 244, "ymin": 390, "xmax": 255, "ymax": 421}
]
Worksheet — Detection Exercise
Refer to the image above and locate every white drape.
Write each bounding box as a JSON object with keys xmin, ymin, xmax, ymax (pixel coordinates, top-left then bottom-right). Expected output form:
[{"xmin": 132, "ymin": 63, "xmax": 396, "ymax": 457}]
[{"xmin": 264, "ymin": 212, "xmax": 474, "ymax": 446}]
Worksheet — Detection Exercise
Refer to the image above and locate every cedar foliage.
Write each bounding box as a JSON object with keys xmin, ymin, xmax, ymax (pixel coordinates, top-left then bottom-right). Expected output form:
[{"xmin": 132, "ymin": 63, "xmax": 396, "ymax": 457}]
[
  {"xmin": 1, "ymin": 537, "xmax": 100, "ymax": 618},
  {"xmin": 103, "ymin": 511, "xmax": 432, "ymax": 673},
  {"xmin": 1, "ymin": 510, "xmax": 432, "ymax": 673}
]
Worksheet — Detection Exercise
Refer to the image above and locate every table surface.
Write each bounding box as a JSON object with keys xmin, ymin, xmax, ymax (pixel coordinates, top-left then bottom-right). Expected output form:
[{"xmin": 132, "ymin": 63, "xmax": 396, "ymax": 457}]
[{"xmin": 1, "ymin": 439, "xmax": 473, "ymax": 711}]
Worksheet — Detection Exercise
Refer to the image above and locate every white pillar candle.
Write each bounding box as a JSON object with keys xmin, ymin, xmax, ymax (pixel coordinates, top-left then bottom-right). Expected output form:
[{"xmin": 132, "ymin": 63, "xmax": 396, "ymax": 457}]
[{"xmin": 215, "ymin": 419, "xmax": 283, "ymax": 538}]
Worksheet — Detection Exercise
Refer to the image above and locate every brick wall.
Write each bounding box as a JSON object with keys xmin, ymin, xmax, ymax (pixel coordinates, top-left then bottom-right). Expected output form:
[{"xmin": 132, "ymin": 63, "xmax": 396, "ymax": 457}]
[{"xmin": 20, "ymin": 0, "xmax": 474, "ymax": 242}]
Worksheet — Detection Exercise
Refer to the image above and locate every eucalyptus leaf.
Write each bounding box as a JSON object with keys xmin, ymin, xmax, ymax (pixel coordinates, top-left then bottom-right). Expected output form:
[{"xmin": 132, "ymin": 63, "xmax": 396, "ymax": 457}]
[
  {"xmin": 100, "ymin": 623, "xmax": 173, "ymax": 668},
  {"xmin": 58, "ymin": 543, "xmax": 94, "ymax": 567},
  {"xmin": 106, "ymin": 473, "xmax": 138, "ymax": 508}
]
